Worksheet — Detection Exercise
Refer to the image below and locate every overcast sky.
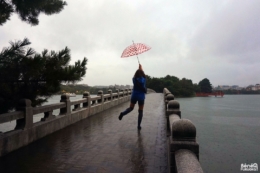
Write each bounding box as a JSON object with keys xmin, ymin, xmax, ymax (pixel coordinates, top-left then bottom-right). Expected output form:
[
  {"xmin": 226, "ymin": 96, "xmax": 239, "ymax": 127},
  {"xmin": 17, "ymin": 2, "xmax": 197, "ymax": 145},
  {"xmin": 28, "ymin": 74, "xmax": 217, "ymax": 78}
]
[{"xmin": 1, "ymin": 0, "xmax": 259, "ymax": 87}]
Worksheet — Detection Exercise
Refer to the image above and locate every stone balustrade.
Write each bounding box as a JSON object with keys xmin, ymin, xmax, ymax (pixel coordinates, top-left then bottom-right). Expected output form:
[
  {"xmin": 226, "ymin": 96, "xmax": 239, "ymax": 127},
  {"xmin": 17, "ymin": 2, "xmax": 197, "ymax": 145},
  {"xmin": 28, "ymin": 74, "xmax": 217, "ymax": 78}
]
[
  {"xmin": 0, "ymin": 87, "xmax": 204, "ymax": 172},
  {"xmin": 163, "ymin": 88, "xmax": 203, "ymax": 173},
  {"xmin": 0, "ymin": 89, "xmax": 132, "ymax": 157}
]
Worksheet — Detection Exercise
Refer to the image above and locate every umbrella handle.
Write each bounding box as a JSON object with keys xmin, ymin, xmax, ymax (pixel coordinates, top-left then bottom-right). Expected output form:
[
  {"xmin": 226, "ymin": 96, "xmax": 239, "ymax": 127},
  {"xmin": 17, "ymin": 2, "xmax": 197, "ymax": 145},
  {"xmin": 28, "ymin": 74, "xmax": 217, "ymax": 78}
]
[{"xmin": 132, "ymin": 40, "xmax": 140, "ymax": 64}]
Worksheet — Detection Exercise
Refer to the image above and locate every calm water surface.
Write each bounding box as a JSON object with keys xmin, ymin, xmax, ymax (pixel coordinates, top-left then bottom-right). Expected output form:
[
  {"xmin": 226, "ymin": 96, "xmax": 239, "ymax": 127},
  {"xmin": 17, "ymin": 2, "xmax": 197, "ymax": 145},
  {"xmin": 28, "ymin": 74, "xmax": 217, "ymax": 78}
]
[{"xmin": 177, "ymin": 95, "xmax": 260, "ymax": 173}]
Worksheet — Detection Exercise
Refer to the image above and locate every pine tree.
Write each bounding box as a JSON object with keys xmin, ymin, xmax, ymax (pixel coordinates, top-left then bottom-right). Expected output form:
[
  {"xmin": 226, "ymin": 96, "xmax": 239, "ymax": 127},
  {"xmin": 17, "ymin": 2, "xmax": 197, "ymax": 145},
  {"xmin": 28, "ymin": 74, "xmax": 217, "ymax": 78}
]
[
  {"xmin": 0, "ymin": 38, "xmax": 87, "ymax": 113},
  {"xmin": 0, "ymin": 0, "xmax": 67, "ymax": 26}
]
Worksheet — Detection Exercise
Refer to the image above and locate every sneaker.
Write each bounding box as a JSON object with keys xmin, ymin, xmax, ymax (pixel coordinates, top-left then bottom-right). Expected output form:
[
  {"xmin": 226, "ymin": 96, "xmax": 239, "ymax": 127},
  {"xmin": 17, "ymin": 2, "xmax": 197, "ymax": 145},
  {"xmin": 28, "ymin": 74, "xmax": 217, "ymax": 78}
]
[{"xmin": 118, "ymin": 113, "xmax": 123, "ymax": 120}]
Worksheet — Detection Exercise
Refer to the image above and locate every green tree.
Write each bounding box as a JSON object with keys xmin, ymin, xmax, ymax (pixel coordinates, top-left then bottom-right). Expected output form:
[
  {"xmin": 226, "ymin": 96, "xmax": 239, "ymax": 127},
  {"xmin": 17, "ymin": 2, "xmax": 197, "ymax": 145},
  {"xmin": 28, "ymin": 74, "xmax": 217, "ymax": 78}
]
[
  {"xmin": 0, "ymin": 0, "xmax": 67, "ymax": 26},
  {"xmin": 149, "ymin": 77, "xmax": 164, "ymax": 93},
  {"xmin": 0, "ymin": 38, "xmax": 87, "ymax": 113},
  {"xmin": 146, "ymin": 75, "xmax": 196, "ymax": 97},
  {"xmin": 162, "ymin": 75, "xmax": 180, "ymax": 94},
  {"xmin": 198, "ymin": 78, "xmax": 212, "ymax": 93},
  {"xmin": 193, "ymin": 83, "xmax": 201, "ymax": 92},
  {"xmin": 179, "ymin": 78, "xmax": 194, "ymax": 97}
]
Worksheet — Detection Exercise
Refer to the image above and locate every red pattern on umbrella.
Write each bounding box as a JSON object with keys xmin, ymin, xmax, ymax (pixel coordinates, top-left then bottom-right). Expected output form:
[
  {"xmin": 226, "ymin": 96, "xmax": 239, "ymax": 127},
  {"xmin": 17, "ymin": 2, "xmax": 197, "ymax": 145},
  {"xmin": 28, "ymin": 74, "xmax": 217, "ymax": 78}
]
[{"xmin": 121, "ymin": 43, "xmax": 151, "ymax": 58}]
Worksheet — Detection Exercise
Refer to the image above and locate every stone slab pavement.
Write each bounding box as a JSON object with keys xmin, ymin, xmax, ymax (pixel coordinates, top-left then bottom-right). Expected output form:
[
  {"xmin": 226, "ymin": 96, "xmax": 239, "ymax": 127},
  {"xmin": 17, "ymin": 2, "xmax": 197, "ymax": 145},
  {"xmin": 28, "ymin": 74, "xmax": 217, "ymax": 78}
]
[{"xmin": 0, "ymin": 93, "xmax": 168, "ymax": 173}]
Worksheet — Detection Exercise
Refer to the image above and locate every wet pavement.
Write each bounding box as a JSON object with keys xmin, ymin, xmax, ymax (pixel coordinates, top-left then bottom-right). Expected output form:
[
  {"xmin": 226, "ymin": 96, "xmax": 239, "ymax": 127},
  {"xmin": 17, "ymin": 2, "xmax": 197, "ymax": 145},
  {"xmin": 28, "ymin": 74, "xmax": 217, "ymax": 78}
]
[{"xmin": 0, "ymin": 93, "xmax": 168, "ymax": 173}]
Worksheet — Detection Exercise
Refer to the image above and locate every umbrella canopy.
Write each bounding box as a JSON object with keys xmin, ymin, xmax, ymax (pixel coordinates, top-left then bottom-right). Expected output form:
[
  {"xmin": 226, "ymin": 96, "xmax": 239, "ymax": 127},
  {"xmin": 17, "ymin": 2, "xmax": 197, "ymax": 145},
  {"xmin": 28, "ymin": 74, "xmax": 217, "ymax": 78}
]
[{"xmin": 121, "ymin": 42, "xmax": 151, "ymax": 63}]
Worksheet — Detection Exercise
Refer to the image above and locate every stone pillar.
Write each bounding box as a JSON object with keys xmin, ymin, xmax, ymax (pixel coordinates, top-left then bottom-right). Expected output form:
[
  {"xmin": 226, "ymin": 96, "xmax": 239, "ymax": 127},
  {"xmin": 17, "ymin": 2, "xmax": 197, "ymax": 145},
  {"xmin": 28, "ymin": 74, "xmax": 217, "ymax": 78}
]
[
  {"xmin": 167, "ymin": 100, "xmax": 180, "ymax": 117},
  {"xmin": 164, "ymin": 88, "xmax": 171, "ymax": 99},
  {"xmin": 169, "ymin": 119, "xmax": 199, "ymax": 172},
  {"xmin": 165, "ymin": 94, "xmax": 174, "ymax": 115},
  {"xmin": 97, "ymin": 90, "xmax": 103, "ymax": 104},
  {"xmin": 15, "ymin": 99, "xmax": 33, "ymax": 130},
  {"xmin": 59, "ymin": 94, "xmax": 71, "ymax": 115},
  {"xmin": 83, "ymin": 92, "xmax": 90, "ymax": 108},
  {"xmin": 166, "ymin": 100, "xmax": 181, "ymax": 136},
  {"xmin": 119, "ymin": 89, "xmax": 122, "ymax": 97},
  {"xmin": 108, "ymin": 89, "xmax": 112, "ymax": 101},
  {"xmin": 166, "ymin": 93, "xmax": 174, "ymax": 102},
  {"xmin": 116, "ymin": 89, "xmax": 119, "ymax": 98}
]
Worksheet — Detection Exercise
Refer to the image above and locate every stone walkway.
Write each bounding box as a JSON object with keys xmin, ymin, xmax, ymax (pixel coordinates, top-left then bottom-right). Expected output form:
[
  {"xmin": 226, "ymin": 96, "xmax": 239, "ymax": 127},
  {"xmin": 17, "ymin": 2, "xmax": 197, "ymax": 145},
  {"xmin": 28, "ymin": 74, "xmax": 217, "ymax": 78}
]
[{"xmin": 0, "ymin": 93, "xmax": 168, "ymax": 173}]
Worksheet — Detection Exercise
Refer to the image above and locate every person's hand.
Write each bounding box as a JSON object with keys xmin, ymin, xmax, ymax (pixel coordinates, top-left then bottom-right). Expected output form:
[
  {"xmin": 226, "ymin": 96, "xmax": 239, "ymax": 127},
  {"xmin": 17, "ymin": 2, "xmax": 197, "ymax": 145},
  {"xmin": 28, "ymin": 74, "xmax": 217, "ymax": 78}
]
[{"xmin": 139, "ymin": 64, "xmax": 143, "ymax": 70}]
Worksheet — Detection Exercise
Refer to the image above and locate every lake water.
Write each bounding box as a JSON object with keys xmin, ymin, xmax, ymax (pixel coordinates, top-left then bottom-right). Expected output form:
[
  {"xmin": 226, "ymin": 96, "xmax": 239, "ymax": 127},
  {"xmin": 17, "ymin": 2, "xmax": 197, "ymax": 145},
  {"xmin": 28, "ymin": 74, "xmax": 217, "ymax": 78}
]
[
  {"xmin": 176, "ymin": 95, "xmax": 260, "ymax": 173},
  {"xmin": 0, "ymin": 95, "xmax": 259, "ymax": 172}
]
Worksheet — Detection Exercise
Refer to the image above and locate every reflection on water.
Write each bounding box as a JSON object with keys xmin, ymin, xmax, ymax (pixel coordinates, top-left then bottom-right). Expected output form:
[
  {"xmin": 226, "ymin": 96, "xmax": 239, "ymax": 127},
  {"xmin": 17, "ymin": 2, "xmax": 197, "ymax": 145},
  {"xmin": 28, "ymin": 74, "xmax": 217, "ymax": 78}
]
[
  {"xmin": 118, "ymin": 130, "xmax": 147, "ymax": 172},
  {"xmin": 132, "ymin": 131, "xmax": 147, "ymax": 172}
]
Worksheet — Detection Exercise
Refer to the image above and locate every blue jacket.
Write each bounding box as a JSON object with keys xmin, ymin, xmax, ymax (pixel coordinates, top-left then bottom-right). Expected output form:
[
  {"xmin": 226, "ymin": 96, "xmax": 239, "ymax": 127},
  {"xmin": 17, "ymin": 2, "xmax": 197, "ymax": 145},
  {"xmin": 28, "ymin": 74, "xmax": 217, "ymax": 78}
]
[{"xmin": 131, "ymin": 77, "xmax": 146, "ymax": 100}]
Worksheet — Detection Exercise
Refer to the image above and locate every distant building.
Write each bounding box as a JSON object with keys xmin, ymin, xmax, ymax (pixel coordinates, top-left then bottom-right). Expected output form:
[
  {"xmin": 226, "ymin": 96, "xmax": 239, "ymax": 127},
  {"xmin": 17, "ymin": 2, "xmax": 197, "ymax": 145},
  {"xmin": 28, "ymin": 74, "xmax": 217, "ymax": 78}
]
[
  {"xmin": 216, "ymin": 85, "xmax": 231, "ymax": 90},
  {"xmin": 231, "ymin": 85, "xmax": 239, "ymax": 89},
  {"xmin": 246, "ymin": 84, "xmax": 260, "ymax": 91},
  {"xmin": 214, "ymin": 85, "xmax": 243, "ymax": 90}
]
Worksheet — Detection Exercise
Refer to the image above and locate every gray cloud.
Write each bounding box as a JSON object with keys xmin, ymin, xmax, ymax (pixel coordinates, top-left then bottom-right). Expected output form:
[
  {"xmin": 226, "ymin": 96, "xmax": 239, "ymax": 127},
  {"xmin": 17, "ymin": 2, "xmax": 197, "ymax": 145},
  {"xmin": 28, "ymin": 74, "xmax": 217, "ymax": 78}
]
[
  {"xmin": 1, "ymin": 0, "xmax": 259, "ymax": 87},
  {"xmin": 188, "ymin": 0, "xmax": 260, "ymax": 64}
]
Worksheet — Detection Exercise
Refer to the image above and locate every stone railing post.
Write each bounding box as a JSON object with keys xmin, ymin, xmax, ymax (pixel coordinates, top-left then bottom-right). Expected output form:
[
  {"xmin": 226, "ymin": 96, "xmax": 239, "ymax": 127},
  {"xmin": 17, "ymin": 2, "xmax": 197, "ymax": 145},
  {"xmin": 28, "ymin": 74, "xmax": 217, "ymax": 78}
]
[
  {"xmin": 169, "ymin": 119, "xmax": 199, "ymax": 172},
  {"xmin": 97, "ymin": 90, "xmax": 104, "ymax": 104},
  {"xmin": 59, "ymin": 94, "xmax": 71, "ymax": 115},
  {"xmin": 167, "ymin": 100, "xmax": 181, "ymax": 117},
  {"xmin": 124, "ymin": 89, "xmax": 128, "ymax": 96},
  {"xmin": 15, "ymin": 99, "xmax": 33, "ymax": 130},
  {"xmin": 116, "ymin": 89, "xmax": 119, "ymax": 98},
  {"xmin": 120, "ymin": 89, "xmax": 124, "ymax": 97},
  {"xmin": 83, "ymin": 92, "xmax": 90, "ymax": 108},
  {"xmin": 164, "ymin": 88, "xmax": 171, "ymax": 99},
  {"xmin": 108, "ymin": 89, "xmax": 113, "ymax": 101},
  {"xmin": 166, "ymin": 100, "xmax": 181, "ymax": 136},
  {"xmin": 165, "ymin": 94, "xmax": 174, "ymax": 115}
]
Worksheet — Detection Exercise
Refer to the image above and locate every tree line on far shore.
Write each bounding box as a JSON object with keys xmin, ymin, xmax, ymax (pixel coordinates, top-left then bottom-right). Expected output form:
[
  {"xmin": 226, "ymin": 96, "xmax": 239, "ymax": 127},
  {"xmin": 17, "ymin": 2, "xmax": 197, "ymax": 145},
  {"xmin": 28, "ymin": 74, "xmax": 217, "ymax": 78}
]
[
  {"xmin": 59, "ymin": 76, "xmax": 213, "ymax": 98},
  {"xmin": 146, "ymin": 75, "xmax": 212, "ymax": 97},
  {"xmin": 59, "ymin": 85, "xmax": 118, "ymax": 95}
]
